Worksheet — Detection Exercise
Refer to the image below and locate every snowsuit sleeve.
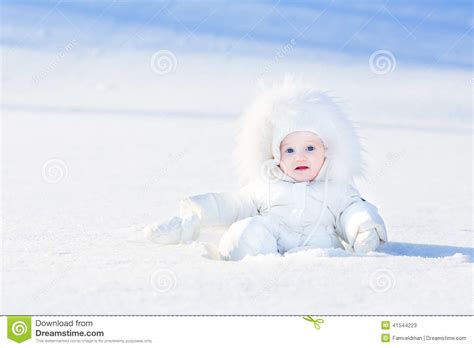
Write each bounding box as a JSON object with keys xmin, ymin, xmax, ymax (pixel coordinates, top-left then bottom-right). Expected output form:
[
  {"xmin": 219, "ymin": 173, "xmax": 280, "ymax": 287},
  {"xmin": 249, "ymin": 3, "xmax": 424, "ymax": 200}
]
[
  {"xmin": 335, "ymin": 186, "xmax": 388, "ymax": 249},
  {"xmin": 179, "ymin": 184, "xmax": 259, "ymax": 227}
]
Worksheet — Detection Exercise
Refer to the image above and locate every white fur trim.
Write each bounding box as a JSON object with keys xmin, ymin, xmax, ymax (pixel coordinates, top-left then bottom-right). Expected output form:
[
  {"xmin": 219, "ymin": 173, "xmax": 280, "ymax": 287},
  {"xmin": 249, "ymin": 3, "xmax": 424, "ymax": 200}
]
[{"xmin": 233, "ymin": 76, "xmax": 365, "ymax": 186}]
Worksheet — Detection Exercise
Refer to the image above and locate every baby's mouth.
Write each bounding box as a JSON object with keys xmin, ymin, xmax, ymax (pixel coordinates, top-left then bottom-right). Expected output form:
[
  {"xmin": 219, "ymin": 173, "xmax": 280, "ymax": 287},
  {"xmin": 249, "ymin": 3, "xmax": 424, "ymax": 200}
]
[{"xmin": 294, "ymin": 166, "xmax": 309, "ymax": 171}]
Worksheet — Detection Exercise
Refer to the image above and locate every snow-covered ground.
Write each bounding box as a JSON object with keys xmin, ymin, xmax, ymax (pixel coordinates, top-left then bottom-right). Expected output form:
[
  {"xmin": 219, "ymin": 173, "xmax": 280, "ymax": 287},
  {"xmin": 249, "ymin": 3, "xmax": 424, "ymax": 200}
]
[{"xmin": 1, "ymin": 1, "xmax": 472, "ymax": 314}]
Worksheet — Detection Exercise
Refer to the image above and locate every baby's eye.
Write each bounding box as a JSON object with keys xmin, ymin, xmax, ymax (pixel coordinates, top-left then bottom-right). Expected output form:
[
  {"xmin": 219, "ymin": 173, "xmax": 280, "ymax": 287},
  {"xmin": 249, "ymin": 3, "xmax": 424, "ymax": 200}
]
[
  {"xmin": 285, "ymin": 148, "xmax": 294, "ymax": 154},
  {"xmin": 306, "ymin": 145, "xmax": 315, "ymax": 152}
]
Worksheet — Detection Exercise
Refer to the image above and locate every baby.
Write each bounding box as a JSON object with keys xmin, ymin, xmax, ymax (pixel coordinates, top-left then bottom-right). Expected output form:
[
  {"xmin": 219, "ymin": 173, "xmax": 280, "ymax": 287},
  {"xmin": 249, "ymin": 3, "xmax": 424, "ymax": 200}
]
[{"xmin": 144, "ymin": 78, "xmax": 387, "ymax": 260}]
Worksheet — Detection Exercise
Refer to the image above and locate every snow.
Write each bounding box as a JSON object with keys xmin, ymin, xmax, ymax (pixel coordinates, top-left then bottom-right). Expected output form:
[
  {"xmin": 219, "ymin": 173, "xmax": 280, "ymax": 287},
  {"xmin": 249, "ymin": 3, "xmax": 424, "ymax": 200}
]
[{"xmin": 1, "ymin": 1, "xmax": 472, "ymax": 315}]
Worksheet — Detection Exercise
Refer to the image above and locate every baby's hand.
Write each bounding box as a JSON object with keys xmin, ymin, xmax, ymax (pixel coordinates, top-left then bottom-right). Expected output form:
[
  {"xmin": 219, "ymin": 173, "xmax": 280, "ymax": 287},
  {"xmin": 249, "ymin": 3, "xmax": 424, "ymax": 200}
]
[
  {"xmin": 353, "ymin": 228, "xmax": 380, "ymax": 253},
  {"xmin": 181, "ymin": 213, "xmax": 200, "ymax": 242},
  {"xmin": 143, "ymin": 213, "xmax": 201, "ymax": 244},
  {"xmin": 143, "ymin": 216, "xmax": 183, "ymax": 244}
]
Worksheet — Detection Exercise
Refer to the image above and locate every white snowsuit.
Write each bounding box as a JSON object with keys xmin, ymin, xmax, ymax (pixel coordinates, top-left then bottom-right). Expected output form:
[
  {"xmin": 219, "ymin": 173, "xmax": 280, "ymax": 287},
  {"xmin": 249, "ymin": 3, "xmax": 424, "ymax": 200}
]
[{"xmin": 181, "ymin": 161, "xmax": 387, "ymax": 260}]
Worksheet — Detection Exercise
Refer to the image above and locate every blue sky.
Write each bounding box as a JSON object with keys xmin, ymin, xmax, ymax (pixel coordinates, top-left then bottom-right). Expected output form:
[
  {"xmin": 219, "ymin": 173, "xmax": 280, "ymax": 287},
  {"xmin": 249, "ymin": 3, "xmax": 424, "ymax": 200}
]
[{"xmin": 1, "ymin": 0, "xmax": 472, "ymax": 68}]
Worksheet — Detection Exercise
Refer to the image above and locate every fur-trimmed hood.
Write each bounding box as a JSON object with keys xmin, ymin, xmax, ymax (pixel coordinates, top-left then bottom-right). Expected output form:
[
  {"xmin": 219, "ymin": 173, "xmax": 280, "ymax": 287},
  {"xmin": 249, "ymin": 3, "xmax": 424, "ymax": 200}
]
[{"xmin": 233, "ymin": 76, "xmax": 365, "ymax": 186}]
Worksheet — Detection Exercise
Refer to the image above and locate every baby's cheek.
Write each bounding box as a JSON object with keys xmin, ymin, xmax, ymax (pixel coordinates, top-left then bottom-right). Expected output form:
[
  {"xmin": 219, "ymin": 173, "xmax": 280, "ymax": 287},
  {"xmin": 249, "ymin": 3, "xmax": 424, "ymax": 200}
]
[
  {"xmin": 281, "ymin": 160, "xmax": 295, "ymax": 175},
  {"xmin": 313, "ymin": 154, "xmax": 324, "ymax": 165}
]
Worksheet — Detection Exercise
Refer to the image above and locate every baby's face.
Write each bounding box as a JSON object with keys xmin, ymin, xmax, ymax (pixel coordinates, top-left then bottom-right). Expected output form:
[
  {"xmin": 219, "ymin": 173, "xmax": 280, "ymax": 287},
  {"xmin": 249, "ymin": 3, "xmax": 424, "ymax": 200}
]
[{"xmin": 279, "ymin": 131, "xmax": 326, "ymax": 182}]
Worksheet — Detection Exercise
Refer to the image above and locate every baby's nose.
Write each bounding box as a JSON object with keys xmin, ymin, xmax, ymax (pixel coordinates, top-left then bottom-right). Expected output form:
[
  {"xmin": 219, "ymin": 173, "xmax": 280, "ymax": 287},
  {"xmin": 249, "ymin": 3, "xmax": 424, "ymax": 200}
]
[{"xmin": 295, "ymin": 156, "xmax": 307, "ymax": 163}]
